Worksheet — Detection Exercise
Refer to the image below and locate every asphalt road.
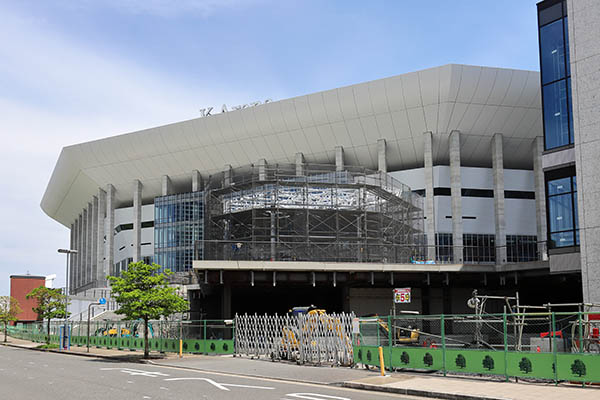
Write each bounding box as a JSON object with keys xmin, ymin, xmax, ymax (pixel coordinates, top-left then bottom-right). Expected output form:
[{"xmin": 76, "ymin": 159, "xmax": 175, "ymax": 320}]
[{"xmin": 0, "ymin": 346, "xmax": 412, "ymax": 400}]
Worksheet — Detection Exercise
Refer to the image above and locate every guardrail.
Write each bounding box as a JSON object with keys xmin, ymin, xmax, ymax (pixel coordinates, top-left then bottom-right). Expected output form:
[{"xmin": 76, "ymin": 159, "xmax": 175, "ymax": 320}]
[{"xmin": 354, "ymin": 312, "xmax": 600, "ymax": 384}]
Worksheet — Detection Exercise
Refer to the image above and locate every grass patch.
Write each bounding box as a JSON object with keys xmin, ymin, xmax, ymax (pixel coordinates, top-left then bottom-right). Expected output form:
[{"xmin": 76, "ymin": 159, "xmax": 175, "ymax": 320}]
[{"xmin": 37, "ymin": 343, "xmax": 59, "ymax": 350}]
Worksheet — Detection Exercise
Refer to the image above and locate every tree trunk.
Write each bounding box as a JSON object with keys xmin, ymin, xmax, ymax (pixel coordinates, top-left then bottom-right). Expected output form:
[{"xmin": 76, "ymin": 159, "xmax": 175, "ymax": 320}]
[
  {"xmin": 46, "ymin": 319, "xmax": 51, "ymax": 344},
  {"xmin": 143, "ymin": 317, "xmax": 149, "ymax": 359},
  {"xmin": 3, "ymin": 322, "xmax": 7, "ymax": 343}
]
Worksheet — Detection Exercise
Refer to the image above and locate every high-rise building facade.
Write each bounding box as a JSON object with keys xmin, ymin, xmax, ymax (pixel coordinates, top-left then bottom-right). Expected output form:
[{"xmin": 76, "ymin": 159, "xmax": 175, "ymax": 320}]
[{"xmin": 537, "ymin": 0, "xmax": 600, "ymax": 304}]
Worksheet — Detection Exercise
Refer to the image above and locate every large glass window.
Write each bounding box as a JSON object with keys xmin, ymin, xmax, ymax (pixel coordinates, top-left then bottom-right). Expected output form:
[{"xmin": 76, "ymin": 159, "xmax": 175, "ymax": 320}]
[
  {"xmin": 154, "ymin": 191, "xmax": 204, "ymax": 272},
  {"xmin": 540, "ymin": 19, "xmax": 565, "ymax": 84},
  {"xmin": 538, "ymin": 1, "xmax": 573, "ymax": 150},
  {"xmin": 543, "ymin": 80, "xmax": 570, "ymax": 148},
  {"xmin": 546, "ymin": 171, "xmax": 578, "ymax": 249}
]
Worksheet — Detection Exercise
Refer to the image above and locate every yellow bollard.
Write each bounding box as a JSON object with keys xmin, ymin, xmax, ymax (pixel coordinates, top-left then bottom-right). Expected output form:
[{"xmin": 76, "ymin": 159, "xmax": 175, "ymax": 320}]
[
  {"xmin": 179, "ymin": 339, "xmax": 183, "ymax": 358},
  {"xmin": 378, "ymin": 346, "xmax": 385, "ymax": 376}
]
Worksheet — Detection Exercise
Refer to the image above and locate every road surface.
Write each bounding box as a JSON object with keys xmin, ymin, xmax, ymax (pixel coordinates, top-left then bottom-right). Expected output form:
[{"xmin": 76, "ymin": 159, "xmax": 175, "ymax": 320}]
[{"xmin": 0, "ymin": 346, "xmax": 414, "ymax": 400}]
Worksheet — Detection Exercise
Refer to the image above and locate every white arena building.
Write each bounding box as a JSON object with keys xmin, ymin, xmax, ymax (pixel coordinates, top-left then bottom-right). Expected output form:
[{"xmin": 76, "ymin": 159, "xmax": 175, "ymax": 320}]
[{"xmin": 42, "ymin": 64, "xmax": 582, "ymax": 319}]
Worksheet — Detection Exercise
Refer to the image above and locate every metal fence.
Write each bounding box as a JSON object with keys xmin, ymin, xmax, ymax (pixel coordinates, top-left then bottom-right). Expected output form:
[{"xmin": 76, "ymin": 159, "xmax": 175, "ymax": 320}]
[
  {"xmin": 355, "ymin": 312, "xmax": 600, "ymax": 383},
  {"xmin": 234, "ymin": 312, "xmax": 355, "ymax": 366},
  {"xmin": 8, "ymin": 319, "xmax": 234, "ymax": 355}
]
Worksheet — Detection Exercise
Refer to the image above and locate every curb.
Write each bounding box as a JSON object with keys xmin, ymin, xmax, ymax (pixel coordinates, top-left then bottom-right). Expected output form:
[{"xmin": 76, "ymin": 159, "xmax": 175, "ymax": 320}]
[
  {"xmin": 342, "ymin": 382, "xmax": 509, "ymax": 400},
  {"xmin": 1, "ymin": 342, "xmax": 149, "ymax": 362}
]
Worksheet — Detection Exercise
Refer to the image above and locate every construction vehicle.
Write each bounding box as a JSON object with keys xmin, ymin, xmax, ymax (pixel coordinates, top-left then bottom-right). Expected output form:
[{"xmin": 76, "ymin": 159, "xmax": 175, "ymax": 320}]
[
  {"xmin": 275, "ymin": 305, "xmax": 352, "ymax": 363},
  {"xmin": 357, "ymin": 315, "xmax": 420, "ymax": 346}
]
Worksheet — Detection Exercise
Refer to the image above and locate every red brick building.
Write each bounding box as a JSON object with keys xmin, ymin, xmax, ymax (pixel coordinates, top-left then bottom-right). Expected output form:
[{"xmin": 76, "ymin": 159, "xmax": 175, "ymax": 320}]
[{"xmin": 10, "ymin": 275, "xmax": 46, "ymax": 324}]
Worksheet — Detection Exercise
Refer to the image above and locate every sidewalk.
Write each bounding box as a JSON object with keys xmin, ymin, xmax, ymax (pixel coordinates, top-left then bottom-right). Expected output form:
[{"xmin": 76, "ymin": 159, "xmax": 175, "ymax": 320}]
[{"xmin": 3, "ymin": 336, "xmax": 600, "ymax": 400}]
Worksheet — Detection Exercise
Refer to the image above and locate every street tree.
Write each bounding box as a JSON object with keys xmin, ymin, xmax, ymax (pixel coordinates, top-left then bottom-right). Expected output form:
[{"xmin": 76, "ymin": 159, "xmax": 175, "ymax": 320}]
[
  {"xmin": 26, "ymin": 287, "xmax": 68, "ymax": 344},
  {"xmin": 0, "ymin": 296, "xmax": 22, "ymax": 342},
  {"xmin": 108, "ymin": 261, "xmax": 188, "ymax": 358}
]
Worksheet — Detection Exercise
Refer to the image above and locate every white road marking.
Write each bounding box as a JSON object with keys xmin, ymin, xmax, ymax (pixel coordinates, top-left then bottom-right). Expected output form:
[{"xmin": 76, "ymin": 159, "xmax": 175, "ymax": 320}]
[
  {"xmin": 100, "ymin": 368, "xmax": 170, "ymax": 377},
  {"xmin": 224, "ymin": 383, "xmax": 275, "ymax": 390},
  {"xmin": 159, "ymin": 387, "xmax": 169, "ymax": 390},
  {"xmin": 164, "ymin": 378, "xmax": 229, "ymax": 391},
  {"xmin": 285, "ymin": 394, "xmax": 351, "ymax": 400},
  {"xmin": 164, "ymin": 377, "xmax": 275, "ymax": 391}
]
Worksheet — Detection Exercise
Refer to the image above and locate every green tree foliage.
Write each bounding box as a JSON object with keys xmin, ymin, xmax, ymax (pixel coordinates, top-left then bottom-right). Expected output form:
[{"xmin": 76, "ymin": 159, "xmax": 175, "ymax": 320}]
[
  {"xmin": 455, "ymin": 354, "xmax": 466, "ymax": 369},
  {"xmin": 26, "ymin": 287, "xmax": 68, "ymax": 344},
  {"xmin": 570, "ymin": 359, "xmax": 586, "ymax": 377},
  {"xmin": 0, "ymin": 296, "xmax": 22, "ymax": 342},
  {"xmin": 482, "ymin": 355, "xmax": 495, "ymax": 371},
  {"xmin": 400, "ymin": 351, "xmax": 410, "ymax": 365},
  {"xmin": 519, "ymin": 357, "xmax": 532, "ymax": 374},
  {"xmin": 423, "ymin": 352, "xmax": 433, "ymax": 367},
  {"xmin": 108, "ymin": 261, "xmax": 188, "ymax": 358}
]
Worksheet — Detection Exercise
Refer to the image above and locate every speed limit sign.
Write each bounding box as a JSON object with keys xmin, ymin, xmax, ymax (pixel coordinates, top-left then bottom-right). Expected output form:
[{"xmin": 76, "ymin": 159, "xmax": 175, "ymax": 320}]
[{"xmin": 394, "ymin": 288, "xmax": 411, "ymax": 303}]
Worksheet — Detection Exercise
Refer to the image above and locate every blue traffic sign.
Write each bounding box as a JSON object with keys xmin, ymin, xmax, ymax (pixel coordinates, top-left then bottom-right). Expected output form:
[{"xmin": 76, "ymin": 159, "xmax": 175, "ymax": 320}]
[{"xmin": 99, "ymin": 297, "xmax": 106, "ymax": 305}]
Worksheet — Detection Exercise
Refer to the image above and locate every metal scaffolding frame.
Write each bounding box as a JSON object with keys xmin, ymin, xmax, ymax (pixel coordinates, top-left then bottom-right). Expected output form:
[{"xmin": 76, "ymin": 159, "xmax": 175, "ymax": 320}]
[{"xmin": 198, "ymin": 163, "xmax": 424, "ymax": 263}]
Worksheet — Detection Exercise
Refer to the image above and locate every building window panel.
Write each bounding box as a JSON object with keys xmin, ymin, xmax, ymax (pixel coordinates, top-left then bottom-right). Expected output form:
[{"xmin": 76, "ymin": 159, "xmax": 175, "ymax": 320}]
[
  {"xmin": 543, "ymin": 80, "xmax": 570, "ymax": 149},
  {"xmin": 540, "ymin": 19, "xmax": 566, "ymax": 85},
  {"xmin": 548, "ymin": 193, "xmax": 573, "ymax": 232}
]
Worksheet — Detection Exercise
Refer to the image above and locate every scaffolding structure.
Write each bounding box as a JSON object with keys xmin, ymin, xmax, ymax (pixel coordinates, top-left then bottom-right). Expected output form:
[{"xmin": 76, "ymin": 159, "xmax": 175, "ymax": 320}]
[{"xmin": 198, "ymin": 163, "xmax": 424, "ymax": 263}]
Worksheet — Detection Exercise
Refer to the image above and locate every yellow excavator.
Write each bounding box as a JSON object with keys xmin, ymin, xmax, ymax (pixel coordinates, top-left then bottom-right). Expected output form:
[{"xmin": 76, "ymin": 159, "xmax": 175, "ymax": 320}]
[
  {"xmin": 357, "ymin": 315, "xmax": 420, "ymax": 346},
  {"xmin": 276, "ymin": 305, "xmax": 352, "ymax": 362}
]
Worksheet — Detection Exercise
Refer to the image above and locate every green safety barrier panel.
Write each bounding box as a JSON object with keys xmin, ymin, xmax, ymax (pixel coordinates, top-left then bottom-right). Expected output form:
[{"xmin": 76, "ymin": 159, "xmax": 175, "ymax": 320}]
[{"xmin": 445, "ymin": 349, "xmax": 506, "ymax": 375}]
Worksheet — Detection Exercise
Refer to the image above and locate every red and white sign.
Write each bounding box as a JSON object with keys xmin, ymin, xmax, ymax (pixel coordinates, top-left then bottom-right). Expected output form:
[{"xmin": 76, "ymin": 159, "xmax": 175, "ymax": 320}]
[{"xmin": 394, "ymin": 288, "xmax": 411, "ymax": 304}]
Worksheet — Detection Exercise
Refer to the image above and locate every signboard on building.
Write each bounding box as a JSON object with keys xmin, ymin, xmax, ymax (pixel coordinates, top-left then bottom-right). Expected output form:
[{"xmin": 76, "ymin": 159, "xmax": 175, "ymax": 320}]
[{"xmin": 394, "ymin": 288, "xmax": 411, "ymax": 304}]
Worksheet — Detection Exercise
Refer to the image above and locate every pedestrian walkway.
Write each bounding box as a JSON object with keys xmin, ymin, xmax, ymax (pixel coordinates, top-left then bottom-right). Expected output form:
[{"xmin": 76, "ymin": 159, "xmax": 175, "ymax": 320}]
[
  {"xmin": 343, "ymin": 374, "xmax": 600, "ymax": 400},
  {"xmin": 3, "ymin": 336, "xmax": 600, "ymax": 400}
]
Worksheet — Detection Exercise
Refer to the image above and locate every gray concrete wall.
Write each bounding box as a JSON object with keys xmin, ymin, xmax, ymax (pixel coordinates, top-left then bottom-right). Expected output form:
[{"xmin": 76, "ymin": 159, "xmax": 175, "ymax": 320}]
[{"xmin": 568, "ymin": 0, "xmax": 600, "ymax": 303}]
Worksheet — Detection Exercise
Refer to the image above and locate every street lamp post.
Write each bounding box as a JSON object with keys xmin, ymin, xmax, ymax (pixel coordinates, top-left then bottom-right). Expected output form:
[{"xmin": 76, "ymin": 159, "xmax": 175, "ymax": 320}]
[{"xmin": 58, "ymin": 248, "xmax": 77, "ymax": 350}]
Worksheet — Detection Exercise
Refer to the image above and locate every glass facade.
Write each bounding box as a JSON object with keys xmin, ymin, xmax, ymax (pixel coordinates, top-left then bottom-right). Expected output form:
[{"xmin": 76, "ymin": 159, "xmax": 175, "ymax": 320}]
[
  {"xmin": 538, "ymin": 0, "xmax": 573, "ymax": 150},
  {"xmin": 154, "ymin": 191, "xmax": 204, "ymax": 272},
  {"xmin": 546, "ymin": 170, "xmax": 578, "ymax": 248}
]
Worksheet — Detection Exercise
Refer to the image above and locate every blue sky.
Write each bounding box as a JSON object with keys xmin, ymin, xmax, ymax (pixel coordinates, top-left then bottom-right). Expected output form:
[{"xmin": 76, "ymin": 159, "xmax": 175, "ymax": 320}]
[{"xmin": 0, "ymin": 0, "xmax": 540, "ymax": 295}]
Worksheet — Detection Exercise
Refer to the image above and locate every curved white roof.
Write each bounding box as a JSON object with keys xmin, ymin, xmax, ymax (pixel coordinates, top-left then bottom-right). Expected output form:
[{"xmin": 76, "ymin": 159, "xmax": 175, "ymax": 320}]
[{"xmin": 42, "ymin": 64, "xmax": 542, "ymax": 227}]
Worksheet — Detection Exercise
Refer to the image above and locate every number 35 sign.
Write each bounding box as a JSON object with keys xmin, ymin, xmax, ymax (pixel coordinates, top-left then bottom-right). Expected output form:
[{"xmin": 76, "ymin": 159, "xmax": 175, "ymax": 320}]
[{"xmin": 394, "ymin": 288, "xmax": 411, "ymax": 304}]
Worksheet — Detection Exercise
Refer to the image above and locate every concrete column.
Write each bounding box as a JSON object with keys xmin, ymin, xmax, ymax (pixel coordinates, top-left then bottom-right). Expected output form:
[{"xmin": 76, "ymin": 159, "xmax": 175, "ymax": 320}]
[
  {"xmin": 449, "ymin": 130, "xmax": 463, "ymax": 263},
  {"xmin": 86, "ymin": 202, "xmax": 93, "ymax": 285},
  {"xmin": 91, "ymin": 196, "xmax": 98, "ymax": 286},
  {"xmin": 133, "ymin": 180, "xmax": 142, "ymax": 263},
  {"xmin": 161, "ymin": 175, "xmax": 172, "ymax": 196},
  {"xmin": 295, "ymin": 153, "xmax": 305, "ymax": 176},
  {"xmin": 423, "ymin": 131, "xmax": 436, "ymax": 261},
  {"xmin": 223, "ymin": 165, "xmax": 232, "ymax": 187},
  {"xmin": 81, "ymin": 207, "xmax": 88, "ymax": 287},
  {"xmin": 335, "ymin": 146, "xmax": 344, "ymax": 172},
  {"xmin": 105, "ymin": 184, "xmax": 115, "ymax": 277},
  {"xmin": 377, "ymin": 139, "xmax": 387, "ymax": 173},
  {"xmin": 492, "ymin": 133, "xmax": 507, "ymax": 264},
  {"xmin": 258, "ymin": 159, "xmax": 267, "ymax": 181},
  {"xmin": 97, "ymin": 188, "xmax": 106, "ymax": 284},
  {"xmin": 70, "ymin": 222, "xmax": 75, "ymax": 295},
  {"xmin": 221, "ymin": 283, "xmax": 232, "ymax": 319},
  {"xmin": 77, "ymin": 213, "xmax": 83, "ymax": 290},
  {"xmin": 532, "ymin": 137, "xmax": 547, "ymax": 260},
  {"xmin": 192, "ymin": 170, "xmax": 203, "ymax": 192}
]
